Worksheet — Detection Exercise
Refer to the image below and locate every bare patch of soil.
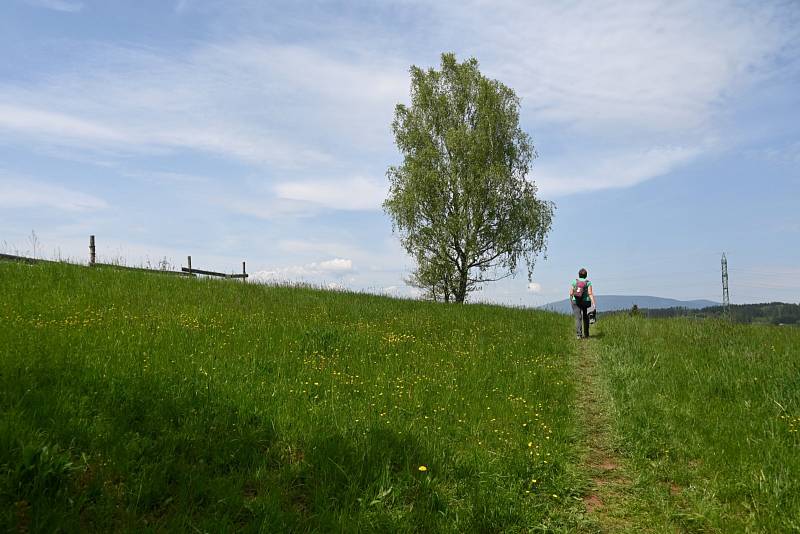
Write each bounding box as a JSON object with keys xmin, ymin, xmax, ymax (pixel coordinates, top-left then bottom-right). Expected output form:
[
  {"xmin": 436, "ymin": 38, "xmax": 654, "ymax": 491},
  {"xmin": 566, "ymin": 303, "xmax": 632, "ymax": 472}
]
[
  {"xmin": 575, "ymin": 340, "xmax": 635, "ymax": 531},
  {"xmin": 597, "ymin": 459, "xmax": 618, "ymax": 472},
  {"xmin": 583, "ymin": 493, "xmax": 604, "ymax": 513}
]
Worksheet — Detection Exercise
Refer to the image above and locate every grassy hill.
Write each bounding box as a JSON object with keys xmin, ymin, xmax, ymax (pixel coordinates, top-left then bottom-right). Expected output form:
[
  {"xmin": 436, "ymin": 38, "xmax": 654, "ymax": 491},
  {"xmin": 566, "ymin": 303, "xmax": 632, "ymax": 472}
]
[
  {"xmin": 0, "ymin": 262, "xmax": 585, "ymax": 532},
  {"xmin": 2, "ymin": 261, "xmax": 799, "ymax": 532}
]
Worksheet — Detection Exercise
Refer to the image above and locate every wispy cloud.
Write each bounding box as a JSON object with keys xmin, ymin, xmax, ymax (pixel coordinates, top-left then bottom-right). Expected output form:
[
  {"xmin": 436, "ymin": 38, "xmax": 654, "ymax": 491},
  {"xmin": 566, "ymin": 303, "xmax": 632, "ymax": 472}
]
[
  {"xmin": 427, "ymin": 1, "xmax": 798, "ymax": 134},
  {"xmin": 274, "ymin": 176, "xmax": 387, "ymax": 211},
  {"xmin": 277, "ymin": 239, "xmax": 359, "ymax": 258},
  {"xmin": 0, "ymin": 174, "xmax": 108, "ymax": 211},
  {"xmin": 122, "ymin": 170, "xmax": 211, "ymax": 185},
  {"xmin": 534, "ymin": 145, "xmax": 704, "ymax": 197},
  {"xmin": 0, "ymin": 104, "xmax": 127, "ymax": 143},
  {"xmin": 0, "ymin": 99, "xmax": 331, "ymax": 168},
  {"xmin": 389, "ymin": 0, "xmax": 797, "ymax": 195},
  {"xmin": 0, "ymin": 41, "xmax": 403, "ymax": 169},
  {"xmin": 23, "ymin": 0, "xmax": 84, "ymax": 13},
  {"xmin": 1, "ymin": 0, "xmax": 797, "ymax": 202}
]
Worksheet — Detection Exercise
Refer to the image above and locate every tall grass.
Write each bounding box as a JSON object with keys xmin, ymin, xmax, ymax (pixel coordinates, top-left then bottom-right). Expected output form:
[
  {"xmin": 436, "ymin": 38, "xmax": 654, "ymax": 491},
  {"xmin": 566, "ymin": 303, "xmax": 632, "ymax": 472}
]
[
  {"xmin": 0, "ymin": 262, "xmax": 586, "ymax": 532},
  {"xmin": 598, "ymin": 315, "xmax": 800, "ymax": 532}
]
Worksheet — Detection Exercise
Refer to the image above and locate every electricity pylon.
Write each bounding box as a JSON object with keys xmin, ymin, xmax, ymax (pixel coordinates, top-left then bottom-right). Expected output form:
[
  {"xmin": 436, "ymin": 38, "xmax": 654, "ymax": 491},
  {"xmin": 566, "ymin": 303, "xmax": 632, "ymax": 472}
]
[{"xmin": 721, "ymin": 252, "xmax": 730, "ymax": 317}]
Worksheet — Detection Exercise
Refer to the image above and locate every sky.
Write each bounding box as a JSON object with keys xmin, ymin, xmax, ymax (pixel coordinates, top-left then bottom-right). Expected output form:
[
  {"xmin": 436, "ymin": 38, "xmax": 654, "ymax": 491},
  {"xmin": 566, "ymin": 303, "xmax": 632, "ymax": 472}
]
[{"xmin": 1, "ymin": 0, "xmax": 799, "ymax": 306}]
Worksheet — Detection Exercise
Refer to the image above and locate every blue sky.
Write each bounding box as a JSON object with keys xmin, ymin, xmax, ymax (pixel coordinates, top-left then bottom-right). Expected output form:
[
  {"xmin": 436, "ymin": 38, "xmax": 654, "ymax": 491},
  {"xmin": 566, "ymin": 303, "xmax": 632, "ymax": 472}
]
[{"xmin": 1, "ymin": 0, "xmax": 799, "ymax": 305}]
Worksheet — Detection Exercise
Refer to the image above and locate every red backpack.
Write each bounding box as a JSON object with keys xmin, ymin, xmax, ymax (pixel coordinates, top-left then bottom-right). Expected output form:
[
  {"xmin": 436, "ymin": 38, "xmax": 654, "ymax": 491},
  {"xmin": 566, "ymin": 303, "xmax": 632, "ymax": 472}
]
[{"xmin": 574, "ymin": 279, "xmax": 590, "ymax": 307}]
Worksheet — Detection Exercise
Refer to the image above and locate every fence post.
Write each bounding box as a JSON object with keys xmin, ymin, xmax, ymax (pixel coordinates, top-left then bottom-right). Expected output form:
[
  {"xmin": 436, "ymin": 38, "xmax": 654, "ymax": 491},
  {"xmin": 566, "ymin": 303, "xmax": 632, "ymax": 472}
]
[
  {"xmin": 242, "ymin": 261, "xmax": 246, "ymax": 282},
  {"xmin": 187, "ymin": 256, "xmax": 192, "ymax": 275},
  {"xmin": 89, "ymin": 235, "xmax": 96, "ymax": 266}
]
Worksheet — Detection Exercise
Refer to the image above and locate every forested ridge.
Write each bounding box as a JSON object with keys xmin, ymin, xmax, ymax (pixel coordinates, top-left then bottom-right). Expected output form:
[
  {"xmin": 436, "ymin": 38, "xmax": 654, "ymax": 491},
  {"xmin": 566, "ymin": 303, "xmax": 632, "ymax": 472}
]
[{"xmin": 612, "ymin": 302, "xmax": 800, "ymax": 325}]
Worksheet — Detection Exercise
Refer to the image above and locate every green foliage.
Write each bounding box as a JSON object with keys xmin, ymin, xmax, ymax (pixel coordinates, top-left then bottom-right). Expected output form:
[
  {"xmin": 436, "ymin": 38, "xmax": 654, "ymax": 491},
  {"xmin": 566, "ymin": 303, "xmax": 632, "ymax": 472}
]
[
  {"xmin": 597, "ymin": 316, "xmax": 800, "ymax": 532},
  {"xmin": 0, "ymin": 261, "xmax": 584, "ymax": 531},
  {"xmin": 385, "ymin": 53, "xmax": 554, "ymax": 303},
  {"xmin": 7, "ymin": 440, "xmax": 78, "ymax": 499}
]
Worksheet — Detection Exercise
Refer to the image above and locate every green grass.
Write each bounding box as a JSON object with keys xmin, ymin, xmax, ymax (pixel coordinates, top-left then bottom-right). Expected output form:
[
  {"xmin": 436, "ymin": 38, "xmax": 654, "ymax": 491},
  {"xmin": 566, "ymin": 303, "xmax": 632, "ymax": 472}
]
[
  {"xmin": 0, "ymin": 261, "xmax": 587, "ymax": 532},
  {"xmin": 6, "ymin": 261, "xmax": 799, "ymax": 532},
  {"xmin": 597, "ymin": 315, "xmax": 800, "ymax": 532}
]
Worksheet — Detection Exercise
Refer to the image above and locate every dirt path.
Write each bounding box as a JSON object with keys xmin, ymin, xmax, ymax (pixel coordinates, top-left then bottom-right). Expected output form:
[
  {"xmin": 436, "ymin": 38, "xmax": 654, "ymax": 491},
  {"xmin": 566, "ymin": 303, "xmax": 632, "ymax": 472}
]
[{"xmin": 575, "ymin": 338, "xmax": 637, "ymax": 532}]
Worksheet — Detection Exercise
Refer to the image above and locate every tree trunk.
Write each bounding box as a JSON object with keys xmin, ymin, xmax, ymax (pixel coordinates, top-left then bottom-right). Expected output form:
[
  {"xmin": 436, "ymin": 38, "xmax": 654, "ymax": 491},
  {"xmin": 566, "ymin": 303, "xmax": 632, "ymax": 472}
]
[{"xmin": 454, "ymin": 268, "xmax": 468, "ymax": 303}]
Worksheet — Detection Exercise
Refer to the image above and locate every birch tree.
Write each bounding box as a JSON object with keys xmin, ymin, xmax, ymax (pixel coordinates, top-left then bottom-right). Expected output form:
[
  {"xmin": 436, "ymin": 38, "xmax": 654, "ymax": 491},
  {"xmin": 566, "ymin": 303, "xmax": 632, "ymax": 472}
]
[{"xmin": 385, "ymin": 53, "xmax": 554, "ymax": 303}]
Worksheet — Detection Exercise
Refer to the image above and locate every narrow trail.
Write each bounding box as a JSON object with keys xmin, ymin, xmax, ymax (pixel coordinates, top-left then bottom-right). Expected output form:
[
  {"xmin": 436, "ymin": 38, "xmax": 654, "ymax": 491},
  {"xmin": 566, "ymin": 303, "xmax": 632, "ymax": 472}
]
[{"xmin": 575, "ymin": 337, "xmax": 637, "ymax": 533}]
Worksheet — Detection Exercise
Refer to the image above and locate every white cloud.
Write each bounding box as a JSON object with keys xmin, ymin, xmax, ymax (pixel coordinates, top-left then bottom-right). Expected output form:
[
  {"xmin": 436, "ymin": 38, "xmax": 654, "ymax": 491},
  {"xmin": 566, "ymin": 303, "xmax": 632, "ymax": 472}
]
[
  {"xmin": 0, "ymin": 0, "xmax": 795, "ymax": 202},
  {"xmin": 317, "ymin": 258, "xmax": 353, "ymax": 272},
  {"xmin": 0, "ymin": 175, "xmax": 108, "ymax": 211},
  {"xmin": 251, "ymin": 257, "xmax": 355, "ymax": 284},
  {"xmin": 533, "ymin": 145, "xmax": 703, "ymax": 197},
  {"xmin": 0, "ymin": 104, "xmax": 128, "ymax": 143},
  {"xmin": 431, "ymin": 0, "xmax": 796, "ymax": 134},
  {"xmin": 277, "ymin": 239, "xmax": 352, "ymax": 257},
  {"xmin": 0, "ymin": 41, "xmax": 403, "ymax": 168},
  {"xmin": 405, "ymin": 0, "xmax": 796, "ymax": 194},
  {"xmin": 274, "ymin": 176, "xmax": 387, "ymax": 211},
  {"xmin": 24, "ymin": 0, "xmax": 84, "ymax": 12},
  {"xmin": 0, "ymin": 102, "xmax": 330, "ymax": 168},
  {"xmin": 527, "ymin": 282, "xmax": 542, "ymax": 293},
  {"xmin": 122, "ymin": 170, "xmax": 211, "ymax": 185},
  {"xmin": 221, "ymin": 196, "xmax": 321, "ymax": 220}
]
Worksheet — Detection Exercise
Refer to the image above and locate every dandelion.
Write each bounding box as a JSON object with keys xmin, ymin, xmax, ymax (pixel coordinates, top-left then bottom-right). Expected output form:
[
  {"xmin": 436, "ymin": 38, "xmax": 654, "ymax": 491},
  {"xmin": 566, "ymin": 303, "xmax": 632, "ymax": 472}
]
[{"xmin": 418, "ymin": 465, "xmax": 428, "ymax": 472}]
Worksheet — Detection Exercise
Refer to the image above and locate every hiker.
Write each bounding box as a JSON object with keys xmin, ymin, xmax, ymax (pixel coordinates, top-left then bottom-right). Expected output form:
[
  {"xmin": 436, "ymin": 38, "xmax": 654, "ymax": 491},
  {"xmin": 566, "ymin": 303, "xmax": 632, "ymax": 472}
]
[{"xmin": 570, "ymin": 268, "xmax": 596, "ymax": 339}]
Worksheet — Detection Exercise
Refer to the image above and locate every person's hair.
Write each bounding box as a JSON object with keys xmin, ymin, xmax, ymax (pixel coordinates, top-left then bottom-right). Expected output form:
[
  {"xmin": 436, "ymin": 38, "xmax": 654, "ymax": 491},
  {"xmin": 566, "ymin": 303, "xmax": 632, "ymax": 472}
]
[{"xmin": 578, "ymin": 268, "xmax": 588, "ymax": 278}]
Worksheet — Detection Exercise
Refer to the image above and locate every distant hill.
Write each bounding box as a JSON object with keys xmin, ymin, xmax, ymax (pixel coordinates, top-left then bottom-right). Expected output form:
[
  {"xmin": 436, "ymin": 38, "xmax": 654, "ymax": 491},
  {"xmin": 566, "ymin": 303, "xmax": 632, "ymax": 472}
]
[{"xmin": 540, "ymin": 295, "xmax": 718, "ymax": 314}]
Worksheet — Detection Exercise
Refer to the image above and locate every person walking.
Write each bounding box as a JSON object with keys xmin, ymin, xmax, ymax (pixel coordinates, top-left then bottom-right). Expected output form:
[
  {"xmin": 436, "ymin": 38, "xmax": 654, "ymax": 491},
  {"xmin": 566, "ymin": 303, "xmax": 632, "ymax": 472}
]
[{"xmin": 570, "ymin": 268, "xmax": 596, "ymax": 339}]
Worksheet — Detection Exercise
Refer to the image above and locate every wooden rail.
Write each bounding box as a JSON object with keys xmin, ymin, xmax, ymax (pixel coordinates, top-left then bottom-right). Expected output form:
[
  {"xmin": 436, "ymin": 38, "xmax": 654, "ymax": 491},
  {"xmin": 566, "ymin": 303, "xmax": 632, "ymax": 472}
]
[
  {"xmin": 181, "ymin": 267, "xmax": 247, "ymax": 279},
  {"xmin": 182, "ymin": 255, "xmax": 248, "ymax": 279},
  {"xmin": 1, "ymin": 237, "xmax": 249, "ymax": 282}
]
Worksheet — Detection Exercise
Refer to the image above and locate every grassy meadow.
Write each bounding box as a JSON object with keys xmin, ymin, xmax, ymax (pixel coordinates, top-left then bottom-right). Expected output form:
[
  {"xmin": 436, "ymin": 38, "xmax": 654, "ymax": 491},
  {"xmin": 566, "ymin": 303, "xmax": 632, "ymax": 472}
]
[
  {"xmin": 598, "ymin": 316, "xmax": 800, "ymax": 532},
  {"xmin": 2, "ymin": 260, "xmax": 800, "ymax": 532},
  {"xmin": 0, "ymin": 261, "xmax": 586, "ymax": 532}
]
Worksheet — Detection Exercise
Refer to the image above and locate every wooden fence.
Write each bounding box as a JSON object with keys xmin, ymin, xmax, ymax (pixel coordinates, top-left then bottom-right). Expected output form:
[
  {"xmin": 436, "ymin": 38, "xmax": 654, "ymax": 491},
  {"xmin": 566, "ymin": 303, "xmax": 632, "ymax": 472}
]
[{"xmin": 0, "ymin": 235, "xmax": 249, "ymax": 281}]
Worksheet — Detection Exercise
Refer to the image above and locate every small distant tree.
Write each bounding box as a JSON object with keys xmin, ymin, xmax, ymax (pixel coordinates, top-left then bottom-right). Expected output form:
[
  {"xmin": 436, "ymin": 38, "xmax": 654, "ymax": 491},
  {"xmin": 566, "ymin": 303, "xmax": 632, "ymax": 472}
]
[
  {"xmin": 630, "ymin": 304, "xmax": 640, "ymax": 316},
  {"xmin": 384, "ymin": 53, "xmax": 554, "ymax": 303},
  {"xmin": 404, "ymin": 255, "xmax": 458, "ymax": 302}
]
